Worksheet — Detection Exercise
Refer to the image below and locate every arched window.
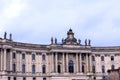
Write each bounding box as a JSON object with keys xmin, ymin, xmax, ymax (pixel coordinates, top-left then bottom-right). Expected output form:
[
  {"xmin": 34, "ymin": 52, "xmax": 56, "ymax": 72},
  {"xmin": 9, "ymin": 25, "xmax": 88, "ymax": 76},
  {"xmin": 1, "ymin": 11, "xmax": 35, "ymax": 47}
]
[
  {"xmin": 32, "ymin": 65, "xmax": 35, "ymax": 73},
  {"xmin": 58, "ymin": 64, "xmax": 61, "ymax": 73},
  {"xmin": 42, "ymin": 55, "xmax": 46, "ymax": 61},
  {"xmin": 32, "ymin": 54, "xmax": 35, "ymax": 60},
  {"xmin": 22, "ymin": 64, "xmax": 25, "ymax": 73},
  {"xmin": 42, "ymin": 65, "xmax": 46, "ymax": 74},
  {"xmin": 13, "ymin": 64, "xmax": 16, "ymax": 72},
  {"xmin": 82, "ymin": 64, "xmax": 84, "ymax": 73},
  {"xmin": 111, "ymin": 65, "xmax": 115, "ymax": 70},
  {"xmin": 68, "ymin": 60, "xmax": 74, "ymax": 73}
]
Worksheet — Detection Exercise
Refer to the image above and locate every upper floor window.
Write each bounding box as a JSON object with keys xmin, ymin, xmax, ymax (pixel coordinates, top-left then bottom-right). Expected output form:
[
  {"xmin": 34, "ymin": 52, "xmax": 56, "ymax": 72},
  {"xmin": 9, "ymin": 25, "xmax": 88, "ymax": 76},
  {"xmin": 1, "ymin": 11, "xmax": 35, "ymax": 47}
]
[
  {"xmin": 32, "ymin": 54, "xmax": 35, "ymax": 60},
  {"xmin": 101, "ymin": 56, "xmax": 104, "ymax": 61},
  {"xmin": 57, "ymin": 54, "xmax": 62, "ymax": 60},
  {"xmin": 81, "ymin": 54, "xmax": 85, "ymax": 61},
  {"xmin": 22, "ymin": 64, "xmax": 25, "ymax": 73},
  {"xmin": 111, "ymin": 65, "xmax": 115, "ymax": 70},
  {"xmin": 42, "ymin": 54, "xmax": 46, "ymax": 61},
  {"xmin": 13, "ymin": 64, "xmax": 16, "ymax": 72},
  {"xmin": 13, "ymin": 53, "xmax": 16, "ymax": 59},
  {"xmin": 32, "ymin": 65, "xmax": 35, "ymax": 73},
  {"xmin": 92, "ymin": 56, "xmax": 95, "ymax": 61},
  {"xmin": 22, "ymin": 54, "xmax": 25, "ymax": 59},
  {"xmin": 102, "ymin": 65, "xmax": 105, "ymax": 73},
  {"xmin": 42, "ymin": 65, "xmax": 46, "ymax": 74},
  {"xmin": 111, "ymin": 56, "xmax": 114, "ymax": 61}
]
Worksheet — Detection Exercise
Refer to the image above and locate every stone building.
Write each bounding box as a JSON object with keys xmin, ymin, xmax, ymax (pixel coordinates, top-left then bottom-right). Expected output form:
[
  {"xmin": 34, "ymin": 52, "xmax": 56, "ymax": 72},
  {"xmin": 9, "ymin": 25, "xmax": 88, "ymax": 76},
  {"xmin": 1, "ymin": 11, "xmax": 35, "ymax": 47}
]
[{"xmin": 0, "ymin": 29, "xmax": 120, "ymax": 80}]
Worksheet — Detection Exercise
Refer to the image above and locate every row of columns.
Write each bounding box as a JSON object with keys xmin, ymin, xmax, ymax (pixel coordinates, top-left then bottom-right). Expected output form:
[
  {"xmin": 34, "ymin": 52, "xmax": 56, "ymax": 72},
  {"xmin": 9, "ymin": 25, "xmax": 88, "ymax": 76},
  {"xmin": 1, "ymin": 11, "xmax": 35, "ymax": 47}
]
[
  {"xmin": 0, "ymin": 48, "xmax": 12, "ymax": 72},
  {"xmin": 51, "ymin": 52, "xmax": 92, "ymax": 73}
]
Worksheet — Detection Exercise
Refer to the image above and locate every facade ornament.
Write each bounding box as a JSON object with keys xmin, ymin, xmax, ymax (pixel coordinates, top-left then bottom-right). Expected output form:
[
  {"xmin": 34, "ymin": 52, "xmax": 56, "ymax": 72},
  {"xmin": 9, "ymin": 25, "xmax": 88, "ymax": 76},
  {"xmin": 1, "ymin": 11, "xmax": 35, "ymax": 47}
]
[
  {"xmin": 4, "ymin": 32, "xmax": 7, "ymax": 39},
  {"xmin": 51, "ymin": 37, "xmax": 53, "ymax": 44},
  {"xmin": 88, "ymin": 39, "xmax": 91, "ymax": 46},
  {"xmin": 10, "ymin": 33, "xmax": 12, "ymax": 41},
  {"xmin": 85, "ymin": 39, "xmax": 87, "ymax": 46},
  {"xmin": 62, "ymin": 38, "xmax": 64, "ymax": 44},
  {"xmin": 78, "ymin": 39, "xmax": 81, "ymax": 45},
  {"xmin": 55, "ymin": 38, "xmax": 57, "ymax": 44}
]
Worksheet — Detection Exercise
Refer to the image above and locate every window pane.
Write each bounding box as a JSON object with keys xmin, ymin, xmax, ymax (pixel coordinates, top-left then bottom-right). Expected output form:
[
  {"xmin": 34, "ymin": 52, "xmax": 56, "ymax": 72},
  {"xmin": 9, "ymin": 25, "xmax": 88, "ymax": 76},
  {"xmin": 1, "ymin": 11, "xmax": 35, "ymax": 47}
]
[
  {"xmin": 32, "ymin": 54, "xmax": 35, "ymax": 60},
  {"xmin": 22, "ymin": 64, "xmax": 25, "ymax": 73},
  {"xmin": 13, "ymin": 64, "xmax": 16, "ymax": 72},
  {"xmin": 111, "ymin": 65, "xmax": 115, "ymax": 70},
  {"xmin": 92, "ymin": 56, "xmax": 95, "ymax": 61},
  {"xmin": 101, "ymin": 56, "xmax": 104, "ymax": 61},
  {"xmin": 8, "ymin": 77, "xmax": 10, "ymax": 80},
  {"xmin": 13, "ymin": 53, "xmax": 16, "ymax": 59},
  {"xmin": 32, "ymin": 65, "xmax": 35, "ymax": 73},
  {"xmin": 42, "ymin": 65, "xmax": 46, "ymax": 74},
  {"xmin": 102, "ymin": 65, "xmax": 105, "ymax": 73},
  {"xmin": 43, "ymin": 77, "xmax": 46, "ymax": 80},
  {"xmin": 22, "ymin": 54, "xmax": 25, "ymax": 59},
  {"xmin": 111, "ymin": 56, "xmax": 114, "ymax": 61},
  {"xmin": 42, "ymin": 55, "xmax": 45, "ymax": 61}
]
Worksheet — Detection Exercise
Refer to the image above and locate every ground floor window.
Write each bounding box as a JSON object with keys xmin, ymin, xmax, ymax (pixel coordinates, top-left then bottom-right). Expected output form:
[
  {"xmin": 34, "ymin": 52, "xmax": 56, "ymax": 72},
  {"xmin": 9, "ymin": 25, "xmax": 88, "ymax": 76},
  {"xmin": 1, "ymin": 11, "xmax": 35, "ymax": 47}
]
[
  {"xmin": 43, "ymin": 77, "xmax": 46, "ymax": 80},
  {"xmin": 23, "ymin": 77, "xmax": 26, "ymax": 80},
  {"xmin": 33, "ymin": 77, "xmax": 36, "ymax": 80},
  {"xmin": 13, "ymin": 77, "xmax": 16, "ymax": 80},
  {"xmin": 8, "ymin": 77, "xmax": 10, "ymax": 80}
]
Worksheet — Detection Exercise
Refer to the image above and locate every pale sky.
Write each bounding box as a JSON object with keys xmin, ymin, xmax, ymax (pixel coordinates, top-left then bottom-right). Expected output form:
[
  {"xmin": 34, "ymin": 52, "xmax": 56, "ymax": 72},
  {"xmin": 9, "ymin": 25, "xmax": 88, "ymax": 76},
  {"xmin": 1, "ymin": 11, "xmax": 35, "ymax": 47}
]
[{"xmin": 0, "ymin": 0, "xmax": 120, "ymax": 46}]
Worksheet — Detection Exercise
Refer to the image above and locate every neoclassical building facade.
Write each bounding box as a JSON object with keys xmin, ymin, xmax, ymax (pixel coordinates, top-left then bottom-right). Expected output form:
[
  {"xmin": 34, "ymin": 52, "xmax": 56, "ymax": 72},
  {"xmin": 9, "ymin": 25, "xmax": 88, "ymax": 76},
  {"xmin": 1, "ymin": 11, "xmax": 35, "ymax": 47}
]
[{"xmin": 0, "ymin": 29, "xmax": 120, "ymax": 80}]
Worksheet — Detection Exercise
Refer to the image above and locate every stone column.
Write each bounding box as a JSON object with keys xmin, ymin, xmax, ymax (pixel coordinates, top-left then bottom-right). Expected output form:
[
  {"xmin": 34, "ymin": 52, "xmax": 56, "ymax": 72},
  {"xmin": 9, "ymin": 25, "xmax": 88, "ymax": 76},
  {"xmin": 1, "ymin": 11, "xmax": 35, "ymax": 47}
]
[
  {"xmin": 0, "ymin": 49, "xmax": 1, "ymax": 71},
  {"xmin": 89, "ymin": 54, "xmax": 92, "ymax": 73},
  {"xmin": 51, "ymin": 53, "xmax": 54, "ymax": 73},
  {"xmin": 3, "ymin": 49, "xmax": 6, "ymax": 71},
  {"xmin": 62, "ymin": 53, "xmax": 65, "ymax": 73},
  {"xmin": 79, "ymin": 53, "xmax": 82, "ymax": 73},
  {"xmin": 86, "ymin": 53, "xmax": 89, "ymax": 73},
  {"xmin": 66, "ymin": 53, "xmax": 68, "ymax": 73},
  {"xmin": 55, "ymin": 52, "xmax": 58, "ymax": 73},
  {"xmin": 76, "ymin": 53, "xmax": 78, "ymax": 73}
]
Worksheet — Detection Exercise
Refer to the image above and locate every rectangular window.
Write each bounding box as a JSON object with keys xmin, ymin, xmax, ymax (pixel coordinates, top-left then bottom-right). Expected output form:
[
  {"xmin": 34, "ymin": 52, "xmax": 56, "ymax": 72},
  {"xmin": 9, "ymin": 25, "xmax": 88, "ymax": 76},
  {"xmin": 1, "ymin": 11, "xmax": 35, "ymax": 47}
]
[
  {"xmin": 43, "ymin": 77, "xmax": 46, "ymax": 80},
  {"xmin": 102, "ymin": 65, "xmax": 105, "ymax": 73},
  {"xmin": 92, "ymin": 56, "xmax": 95, "ymax": 61},
  {"xmin": 33, "ymin": 77, "xmax": 36, "ymax": 80},
  {"xmin": 101, "ymin": 56, "xmax": 104, "ymax": 61},
  {"xmin": 13, "ymin": 64, "xmax": 16, "ymax": 72},
  {"xmin": 57, "ymin": 54, "xmax": 62, "ymax": 60},
  {"xmin": 92, "ymin": 65, "xmax": 95, "ymax": 73},
  {"xmin": 111, "ymin": 56, "xmax": 114, "ymax": 61},
  {"xmin": 22, "ymin": 54, "xmax": 25, "ymax": 59},
  {"xmin": 13, "ymin": 77, "xmax": 16, "ymax": 80},
  {"xmin": 23, "ymin": 77, "xmax": 26, "ymax": 80},
  {"xmin": 32, "ymin": 65, "xmax": 35, "ymax": 73},
  {"xmin": 8, "ymin": 77, "xmax": 10, "ymax": 80},
  {"xmin": 13, "ymin": 53, "xmax": 16, "ymax": 59},
  {"xmin": 32, "ymin": 54, "xmax": 35, "ymax": 60},
  {"xmin": 81, "ymin": 54, "xmax": 84, "ymax": 61}
]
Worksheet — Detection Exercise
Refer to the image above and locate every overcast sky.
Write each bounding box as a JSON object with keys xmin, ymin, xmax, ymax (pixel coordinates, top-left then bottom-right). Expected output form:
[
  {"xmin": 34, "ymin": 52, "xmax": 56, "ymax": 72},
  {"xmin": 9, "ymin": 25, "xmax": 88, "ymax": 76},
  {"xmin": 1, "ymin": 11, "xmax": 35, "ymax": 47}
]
[{"xmin": 0, "ymin": 0, "xmax": 120, "ymax": 46}]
